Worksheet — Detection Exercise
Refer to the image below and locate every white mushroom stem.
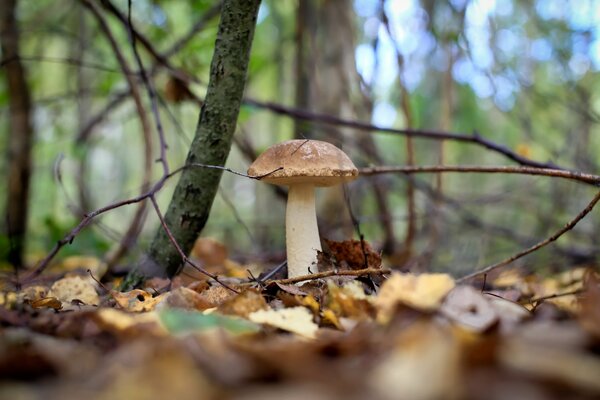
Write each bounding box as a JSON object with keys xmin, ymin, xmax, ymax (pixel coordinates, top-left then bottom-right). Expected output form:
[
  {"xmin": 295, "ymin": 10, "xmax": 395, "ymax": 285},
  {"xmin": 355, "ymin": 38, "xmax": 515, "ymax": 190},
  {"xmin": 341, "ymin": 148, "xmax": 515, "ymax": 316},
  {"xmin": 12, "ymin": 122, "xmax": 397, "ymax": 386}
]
[{"xmin": 285, "ymin": 183, "xmax": 322, "ymax": 278}]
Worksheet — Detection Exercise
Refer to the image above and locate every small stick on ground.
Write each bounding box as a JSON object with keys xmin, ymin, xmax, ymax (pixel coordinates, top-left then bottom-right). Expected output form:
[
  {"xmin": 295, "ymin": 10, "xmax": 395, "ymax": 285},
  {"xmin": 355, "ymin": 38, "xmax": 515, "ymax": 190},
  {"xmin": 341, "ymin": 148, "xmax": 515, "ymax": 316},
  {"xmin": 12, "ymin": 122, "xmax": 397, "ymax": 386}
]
[{"xmin": 269, "ymin": 267, "xmax": 391, "ymax": 286}]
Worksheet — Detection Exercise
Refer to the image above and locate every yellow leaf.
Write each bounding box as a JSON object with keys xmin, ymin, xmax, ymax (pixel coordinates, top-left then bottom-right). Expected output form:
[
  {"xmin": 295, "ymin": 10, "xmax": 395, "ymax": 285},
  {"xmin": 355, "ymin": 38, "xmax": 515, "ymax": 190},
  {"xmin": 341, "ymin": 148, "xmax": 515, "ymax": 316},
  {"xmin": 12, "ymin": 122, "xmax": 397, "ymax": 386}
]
[
  {"xmin": 112, "ymin": 289, "xmax": 165, "ymax": 312},
  {"xmin": 30, "ymin": 296, "xmax": 62, "ymax": 310},
  {"xmin": 94, "ymin": 308, "xmax": 164, "ymax": 335},
  {"xmin": 248, "ymin": 306, "xmax": 318, "ymax": 339},
  {"xmin": 48, "ymin": 275, "xmax": 99, "ymax": 306},
  {"xmin": 375, "ymin": 273, "xmax": 455, "ymax": 323}
]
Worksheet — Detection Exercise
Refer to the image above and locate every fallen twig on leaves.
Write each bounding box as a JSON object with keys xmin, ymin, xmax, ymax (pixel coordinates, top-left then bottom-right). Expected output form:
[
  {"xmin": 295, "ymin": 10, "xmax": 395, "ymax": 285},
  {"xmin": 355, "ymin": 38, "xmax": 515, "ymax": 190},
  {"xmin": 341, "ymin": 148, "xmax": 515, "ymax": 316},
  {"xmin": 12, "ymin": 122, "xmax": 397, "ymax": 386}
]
[{"xmin": 268, "ymin": 267, "xmax": 391, "ymax": 286}]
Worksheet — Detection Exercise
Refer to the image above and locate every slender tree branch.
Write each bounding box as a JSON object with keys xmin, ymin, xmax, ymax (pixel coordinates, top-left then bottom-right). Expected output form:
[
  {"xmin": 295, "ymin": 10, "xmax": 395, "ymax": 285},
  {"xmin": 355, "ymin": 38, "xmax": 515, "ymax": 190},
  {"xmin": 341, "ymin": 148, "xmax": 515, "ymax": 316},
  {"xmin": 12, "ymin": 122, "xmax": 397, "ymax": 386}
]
[
  {"xmin": 359, "ymin": 165, "xmax": 600, "ymax": 185},
  {"xmin": 458, "ymin": 190, "xmax": 600, "ymax": 282},
  {"xmin": 243, "ymin": 98, "xmax": 564, "ymax": 171},
  {"xmin": 148, "ymin": 195, "xmax": 238, "ymax": 293}
]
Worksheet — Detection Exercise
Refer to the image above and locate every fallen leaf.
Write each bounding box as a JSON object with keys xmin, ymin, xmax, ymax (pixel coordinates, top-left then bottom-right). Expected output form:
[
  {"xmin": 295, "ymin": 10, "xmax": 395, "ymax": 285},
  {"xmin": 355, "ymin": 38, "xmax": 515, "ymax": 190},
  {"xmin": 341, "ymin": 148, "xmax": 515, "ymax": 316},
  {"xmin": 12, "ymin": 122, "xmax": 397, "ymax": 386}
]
[
  {"xmin": 48, "ymin": 276, "xmax": 99, "ymax": 307},
  {"xmin": 157, "ymin": 287, "xmax": 214, "ymax": 311},
  {"xmin": 320, "ymin": 239, "xmax": 382, "ymax": 271},
  {"xmin": 441, "ymin": 286, "xmax": 498, "ymax": 332},
  {"xmin": 327, "ymin": 281, "xmax": 375, "ymax": 321},
  {"xmin": 217, "ymin": 289, "xmax": 268, "ymax": 318},
  {"xmin": 375, "ymin": 273, "xmax": 455, "ymax": 323},
  {"xmin": 248, "ymin": 306, "xmax": 319, "ymax": 339},
  {"xmin": 93, "ymin": 308, "xmax": 163, "ymax": 336},
  {"xmin": 159, "ymin": 309, "xmax": 260, "ymax": 336},
  {"xmin": 112, "ymin": 289, "xmax": 165, "ymax": 312},
  {"xmin": 273, "ymin": 282, "xmax": 309, "ymax": 296},
  {"xmin": 30, "ymin": 297, "xmax": 63, "ymax": 311}
]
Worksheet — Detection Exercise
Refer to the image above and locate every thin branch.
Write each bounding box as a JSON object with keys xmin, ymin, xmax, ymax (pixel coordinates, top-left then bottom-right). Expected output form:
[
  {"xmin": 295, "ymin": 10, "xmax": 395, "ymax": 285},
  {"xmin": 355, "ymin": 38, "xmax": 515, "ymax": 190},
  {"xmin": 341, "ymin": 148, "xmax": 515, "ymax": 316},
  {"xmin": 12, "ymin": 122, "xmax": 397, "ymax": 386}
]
[
  {"xmin": 359, "ymin": 165, "xmax": 600, "ymax": 185},
  {"xmin": 458, "ymin": 190, "xmax": 600, "ymax": 283},
  {"xmin": 269, "ymin": 267, "xmax": 391, "ymax": 285},
  {"xmin": 148, "ymin": 195, "xmax": 238, "ymax": 293},
  {"xmin": 243, "ymin": 98, "xmax": 564, "ymax": 171},
  {"xmin": 188, "ymin": 163, "xmax": 283, "ymax": 180}
]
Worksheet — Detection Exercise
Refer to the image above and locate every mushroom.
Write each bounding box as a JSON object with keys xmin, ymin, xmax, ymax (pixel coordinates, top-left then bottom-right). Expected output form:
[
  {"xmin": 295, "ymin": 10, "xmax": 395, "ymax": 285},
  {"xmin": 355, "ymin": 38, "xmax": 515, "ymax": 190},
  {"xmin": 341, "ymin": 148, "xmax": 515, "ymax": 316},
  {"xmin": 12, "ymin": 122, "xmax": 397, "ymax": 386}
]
[{"xmin": 248, "ymin": 140, "xmax": 358, "ymax": 278}]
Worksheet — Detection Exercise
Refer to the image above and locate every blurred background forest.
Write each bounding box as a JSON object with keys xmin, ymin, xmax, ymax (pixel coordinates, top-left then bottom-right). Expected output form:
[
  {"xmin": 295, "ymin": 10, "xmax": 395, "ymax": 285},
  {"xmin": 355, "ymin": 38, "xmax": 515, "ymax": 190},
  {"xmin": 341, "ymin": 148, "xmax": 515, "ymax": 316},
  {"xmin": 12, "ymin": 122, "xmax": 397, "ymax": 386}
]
[{"xmin": 1, "ymin": 0, "xmax": 599, "ymax": 277}]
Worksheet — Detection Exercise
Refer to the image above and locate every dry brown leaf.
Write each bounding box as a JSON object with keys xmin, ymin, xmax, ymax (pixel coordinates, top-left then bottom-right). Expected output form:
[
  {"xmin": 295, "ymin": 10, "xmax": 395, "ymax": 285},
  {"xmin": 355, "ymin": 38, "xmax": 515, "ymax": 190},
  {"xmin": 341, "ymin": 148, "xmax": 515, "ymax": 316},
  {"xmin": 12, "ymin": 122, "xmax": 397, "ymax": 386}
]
[
  {"xmin": 48, "ymin": 276, "xmax": 99, "ymax": 307},
  {"xmin": 248, "ymin": 306, "xmax": 318, "ymax": 339},
  {"xmin": 327, "ymin": 281, "xmax": 375, "ymax": 321},
  {"xmin": 441, "ymin": 286, "xmax": 498, "ymax": 332},
  {"xmin": 375, "ymin": 273, "xmax": 455, "ymax": 323},
  {"xmin": 30, "ymin": 297, "xmax": 63, "ymax": 310},
  {"xmin": 217, "ymin": 289, "xmax": 268, "ymax": 318},
  {"xmin": 197, "ymin": 285, "xmax": 236, "ymax": 307},
  {"xmin": 320, "ymin": 239, "xmax": 382, "ymax": 271},
  {"xmin": 157, "ymin": 287, "xmax": 214, "ymax": 311}
]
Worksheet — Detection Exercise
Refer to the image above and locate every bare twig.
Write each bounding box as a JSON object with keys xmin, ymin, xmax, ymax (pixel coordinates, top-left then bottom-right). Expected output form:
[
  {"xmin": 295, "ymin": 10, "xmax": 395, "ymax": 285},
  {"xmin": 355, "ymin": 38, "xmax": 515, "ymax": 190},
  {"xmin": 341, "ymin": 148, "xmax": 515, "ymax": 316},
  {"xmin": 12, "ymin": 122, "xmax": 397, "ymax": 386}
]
[
  {"xmin": 359, "ymin": 165, "xmax": 600, "ymax": 185},
  {"xmin": 243, "ymin": 98, "xmax": 564, "ymax": 171},
  {"xmin": 529, "ymin": 289, "xmax": 583, "ymax": 305},
  {"xmin": 458, "ymin": 190, "xmax": 600, "ymax": 282},
  {"xmin": 148, "ymin": 195, "xmax": 238, "ymax": 293},
  {"xmin": 269, "ymin": 267, "xmax": 391, "ymax": 285}
]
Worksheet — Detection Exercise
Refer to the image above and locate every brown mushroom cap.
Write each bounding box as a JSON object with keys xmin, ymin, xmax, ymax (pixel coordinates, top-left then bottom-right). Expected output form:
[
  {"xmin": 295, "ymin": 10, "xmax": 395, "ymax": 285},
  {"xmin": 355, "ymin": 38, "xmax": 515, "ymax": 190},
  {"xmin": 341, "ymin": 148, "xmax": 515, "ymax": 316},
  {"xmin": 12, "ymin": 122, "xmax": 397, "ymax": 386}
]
[{"xmin": 248, "ymin": 139, "xmax": 358, "ymax": 187}]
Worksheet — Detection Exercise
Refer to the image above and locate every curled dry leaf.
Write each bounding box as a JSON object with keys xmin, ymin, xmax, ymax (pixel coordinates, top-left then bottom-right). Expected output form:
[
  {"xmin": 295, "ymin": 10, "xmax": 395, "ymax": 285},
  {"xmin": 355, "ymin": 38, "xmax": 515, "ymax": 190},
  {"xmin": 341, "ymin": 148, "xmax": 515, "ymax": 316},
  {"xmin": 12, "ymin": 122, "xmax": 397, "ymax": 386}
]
[
  {"xmin": 327, "ymin": 281, "xmax": 375, "ymax": 321},
  {"xmin": 48, "ymin": 276, "xmax": 99, "ymax": 307},
  {"xmin": 441, "ymin": 286, "xmax": 498, "ymax": 333},
  {"xmin": 375, "ymin": 273, "xmax": 455, "ymax": 323},
  {"xmin": 248, "ymin": 306, "xmax": 319, "ymax": 339},
  {"xmin": 320, "ymin": 239, "xmax": 382, "ymax": 271},
  {"xmin": 30, "ymin": 297, "xmax": 63, "ymax": 311}
]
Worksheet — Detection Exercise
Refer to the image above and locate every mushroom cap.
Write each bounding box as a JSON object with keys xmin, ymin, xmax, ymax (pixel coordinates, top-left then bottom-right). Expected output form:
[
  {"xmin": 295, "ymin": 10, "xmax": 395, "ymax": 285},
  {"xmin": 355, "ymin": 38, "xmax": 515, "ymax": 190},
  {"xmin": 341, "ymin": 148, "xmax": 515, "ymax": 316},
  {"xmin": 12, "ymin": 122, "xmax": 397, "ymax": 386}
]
[{"xmin": 248, "ymin": 139, "xmax": 358, "ymax": 187}]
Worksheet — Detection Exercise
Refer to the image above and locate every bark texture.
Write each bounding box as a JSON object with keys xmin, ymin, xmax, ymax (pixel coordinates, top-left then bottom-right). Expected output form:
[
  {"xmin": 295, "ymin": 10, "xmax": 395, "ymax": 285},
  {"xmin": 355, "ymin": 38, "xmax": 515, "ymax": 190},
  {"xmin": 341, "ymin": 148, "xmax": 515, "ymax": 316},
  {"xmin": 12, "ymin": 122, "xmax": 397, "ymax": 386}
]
[
  {"xmin": 1, "ymin": 0, "xmax": 34, "ymax": 268},
  {"xmin": 147, "ymin": 0, "xmax": 261, "ymax": 277}
]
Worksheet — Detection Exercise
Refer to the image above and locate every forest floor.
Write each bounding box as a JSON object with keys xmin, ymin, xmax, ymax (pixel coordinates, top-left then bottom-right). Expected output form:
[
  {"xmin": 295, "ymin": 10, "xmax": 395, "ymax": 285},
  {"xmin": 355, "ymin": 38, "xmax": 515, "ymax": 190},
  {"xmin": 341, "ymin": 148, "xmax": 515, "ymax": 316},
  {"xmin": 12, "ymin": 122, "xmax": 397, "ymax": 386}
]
[{"xmin": 1, "ymin": 239, "xmax": 599, "ymax": 400}]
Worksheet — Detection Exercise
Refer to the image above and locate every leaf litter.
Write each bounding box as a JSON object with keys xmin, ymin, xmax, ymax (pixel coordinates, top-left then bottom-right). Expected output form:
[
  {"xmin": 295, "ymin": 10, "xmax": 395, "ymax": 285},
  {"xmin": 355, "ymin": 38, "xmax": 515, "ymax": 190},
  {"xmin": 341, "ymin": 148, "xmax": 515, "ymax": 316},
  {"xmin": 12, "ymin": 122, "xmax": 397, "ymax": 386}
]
[{"xmin": 0, "ymin": 239, "xmax": 599, "ymax": 399}]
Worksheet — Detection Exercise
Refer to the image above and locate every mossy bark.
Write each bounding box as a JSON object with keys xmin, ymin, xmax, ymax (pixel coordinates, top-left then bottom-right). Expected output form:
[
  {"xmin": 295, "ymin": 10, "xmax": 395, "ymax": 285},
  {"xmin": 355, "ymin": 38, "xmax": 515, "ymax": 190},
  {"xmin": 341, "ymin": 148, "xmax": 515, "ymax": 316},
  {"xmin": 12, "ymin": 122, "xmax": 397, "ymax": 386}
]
[{"xmin": 146, "ymin": 0, "xmax": 262, "ymax": 278}]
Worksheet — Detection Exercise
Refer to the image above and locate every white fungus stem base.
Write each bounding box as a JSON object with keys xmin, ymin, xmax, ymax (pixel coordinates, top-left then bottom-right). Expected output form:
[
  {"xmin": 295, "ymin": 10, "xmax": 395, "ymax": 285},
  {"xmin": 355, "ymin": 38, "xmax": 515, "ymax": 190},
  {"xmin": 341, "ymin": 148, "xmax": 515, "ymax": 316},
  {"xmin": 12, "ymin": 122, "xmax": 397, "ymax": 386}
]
[{"xmin": 286, "ymin": 184, "xmax": 322, "ymax": 278}]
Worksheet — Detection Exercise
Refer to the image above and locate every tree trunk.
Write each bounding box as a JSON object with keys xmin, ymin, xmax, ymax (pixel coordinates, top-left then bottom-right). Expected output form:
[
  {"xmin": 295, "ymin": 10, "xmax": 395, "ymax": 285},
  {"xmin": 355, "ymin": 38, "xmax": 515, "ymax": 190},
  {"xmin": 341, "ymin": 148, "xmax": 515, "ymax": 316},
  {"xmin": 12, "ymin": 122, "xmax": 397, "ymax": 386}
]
[
  {"xmin": 145, "ymin": 0, "xmax": 262, "ymax": 278},
  {"xmin": 0, "ymin": 0, "xmax": 34, "ymax": 268}
]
